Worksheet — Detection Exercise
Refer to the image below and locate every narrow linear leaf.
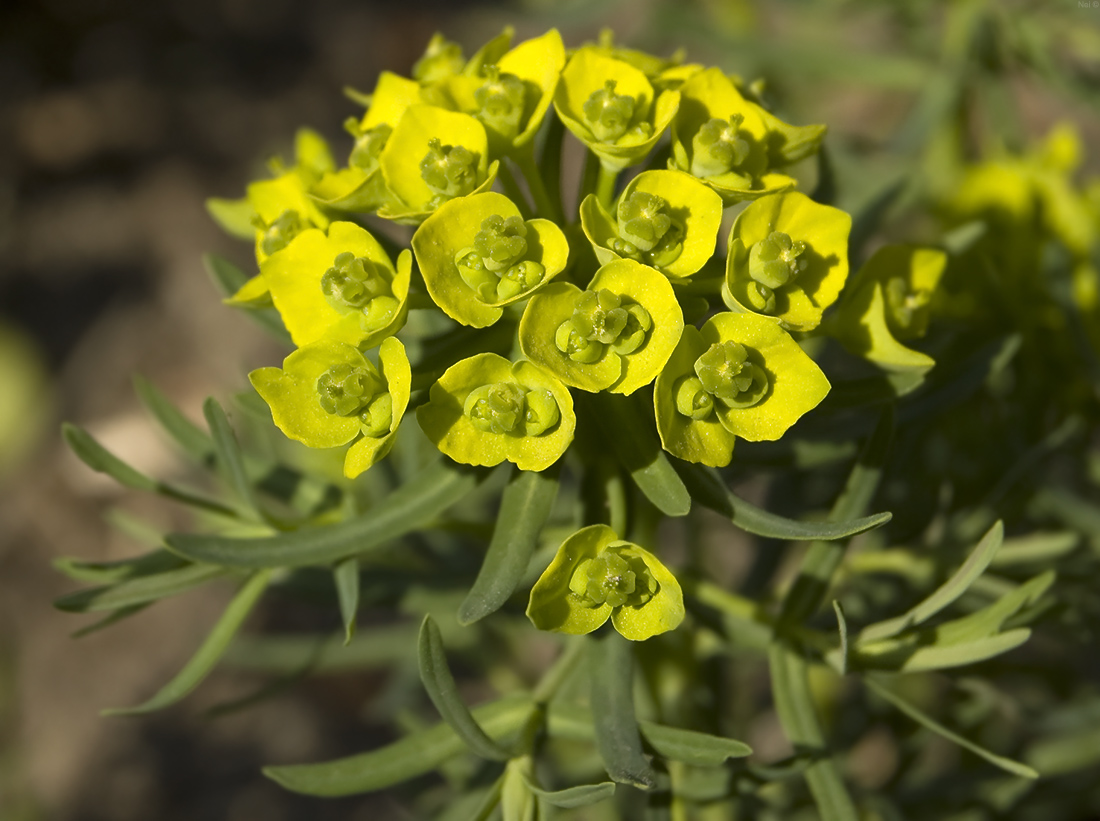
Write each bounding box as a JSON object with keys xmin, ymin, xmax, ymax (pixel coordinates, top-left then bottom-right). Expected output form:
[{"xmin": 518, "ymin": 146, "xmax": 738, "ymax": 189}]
[
  {"xmin": 524, "ymin": 778, "xmax": 616, "ymax": 809},
  {"xmin": 63, "ymin": 424, "xmax": 239, "ymax": 517},
  {"xmin": 676, "ymin": 462, "xmax": 891, "ymax": 541},
  {"xmin": 833, "ymin": 601, "xmax": 849, "ymax": 675},
  {"xmin": 203, "ymin": 398, "xmax": 258, "ymax": 514},
  {"xmin": 874, "ymin": 629, "xmax": 1032, "ymax": 674},
  {"xmin": 103, "ymin": 569, "xmax": 272, "ymax": 715},
  {"xmin": 459, "ymin": 466, "xmax": 560, "ymax": 625},
  {"xmin": 769, "ymin": 641, "xmax": 859, "ymax": 821},
  {"xmin": 224, "ymin": 626, "xmax": 419, "ymax": 674},
  {"xmin": 544, "ymin": 701, "xmax": 752, "ymax": 766},
  {"xmin": 865, "ymin": 675, "xmax": 1037, "ymax": 778},
  {"xmin": 935, "ymin": 571, "xmax": 1055, "ymax": 644},
  {"xmin": 202, "ymin": 254, "xmax": 293, "ymax": 346},
  {"xmin": 589, "ymin": 393, "xmax": 691, "ymax": 518},
  {"xmin": 417, "ymin": 615, "xmax": 510, "ymax": 761},
  {"xmin": 55, "ymin": 563, "xmax": 234, "ymax": 613},
  {"xmin": 993, "ymin": 532, "xmax": 1078, "ymax": 567},
  {"xmin": 71, "ymin": 604, "xmax": 151, "ymax": 638},
  {"xmin": 334, "ymin": 558, "xmax": 359, "ymax": 645},
  {"xmin": 859, "ymin": 521, "xmax": 1004, "ymax": 643},
  {"xmin": 53, "ymin": 549, "xmax": 186, "ymax": 585},
  {"xmin": 264, "ymin": 694, "xmax": 533, "ymax": 797},
  {"xmin": 166, "ymin": 459, "xmax": 491, "ymax": 568},
  {"xmin": 133, "ymin": 376, "xmax": 216, "ymax": 465},
  {"xmin": 589, "ymin": 632, "xmax": 657, "ymax": 789},
  {"xmin": 1025, "ymin": 726, "xmax": 1100, "ymax": 777}
]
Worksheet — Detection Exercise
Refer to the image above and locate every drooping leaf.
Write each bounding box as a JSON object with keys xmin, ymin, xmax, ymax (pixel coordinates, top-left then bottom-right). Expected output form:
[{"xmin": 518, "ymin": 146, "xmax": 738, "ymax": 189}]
[
  {"xmin": 417, "ymin": 615, "xmax": 511, "ymax": 761},
  {"xmin": 524, "ymin": 777, "xmax": 616, "ymax": 809},
  {"xmin": 63, "ymin": 424, "xmax": 238, "ymax": 518},
  {"xmin": 166, "ymin": 459, "xmax": 492, "ymax": 568},
  {"xmin": 103, "ymin": 569, "xmax": 272, "ymax": 715},
  {"xmin": 589, "ymin": 632, "xmax": 657, "ymax": 789},
  {"xmin": 264, "ymin": 694, "xmax": 534, "ymax": 796},
  {"xmin": 865, "ymin": 675, "xmax": 1037, "ymax": 778},
  {"xmin": 55, "ymin": 563, "xmax": 234, "ymax": 613},
  {"xmin": 334, "ymin": 558, "xmax": 359, "ymax": 645},
  {"xmin": 676, "ymin": 462, "xmax": 891, "ymax": 541},
  {"xmin": 459, "ymin": 465, "xmax": 560, "ymax": 625},
  {"xmin": 53, "ymin": 549, "xmax": 186, "ymax": 585}
]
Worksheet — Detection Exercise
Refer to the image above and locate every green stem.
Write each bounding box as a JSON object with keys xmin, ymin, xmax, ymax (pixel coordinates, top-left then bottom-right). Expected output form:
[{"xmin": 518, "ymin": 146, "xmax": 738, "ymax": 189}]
[
  {"xmin": 595, "ymin": 161, "xmax": 620, "ymax": 211},
  {"xmin": 578, "ymin": 149, "xmax": 601, "ymax": 218},
  {"xmin": 538, "ymin": 114, "xmax": 565, "ymax": 219},
  {"xmin": 532, "ymin": 637, "xmax": 585, "ymax": 703},
  {"xmin": 495, "ymin": 160, "xmax": 534, "ymax": 219},
  {"xmin": 516, "ymin": 137, "xmax": 563, "ymax": 224}
]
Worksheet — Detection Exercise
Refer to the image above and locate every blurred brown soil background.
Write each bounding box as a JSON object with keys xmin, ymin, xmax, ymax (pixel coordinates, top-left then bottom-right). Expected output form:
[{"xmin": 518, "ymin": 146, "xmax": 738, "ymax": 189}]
[{"xmin": 2, "ymin": 0, "xmax": 1098, "ymax": 818}]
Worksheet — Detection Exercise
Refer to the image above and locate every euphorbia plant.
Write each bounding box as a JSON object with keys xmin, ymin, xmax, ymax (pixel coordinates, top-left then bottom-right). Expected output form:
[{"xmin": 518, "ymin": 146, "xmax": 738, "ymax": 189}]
[{"xmin": 55, "ymin": 21, "xmax": 1100, "ymax": 821}]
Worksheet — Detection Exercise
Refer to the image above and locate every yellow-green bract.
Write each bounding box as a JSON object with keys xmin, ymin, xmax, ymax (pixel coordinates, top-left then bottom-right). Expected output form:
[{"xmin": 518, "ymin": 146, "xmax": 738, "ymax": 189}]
[
  {"xmin": 249, "ymin": 337, "xmax": 411, "ymax": 479},
  {"xmin": 412, "ymin": 192, "xmax": 570, "ymax": 327},
  {"xmin": 416, "ymin": 353, "xmax": 575, "ymax": 472},
  {"xmin": 526, "ymin": 524, "xmax": 684, "ymax": 641},
  {"xmin": 259, "ymin": 221, "xmax": 411, "ymax": 351},
  {"xmin": 554, "ymin": 47, "xmax": 680, "ymax": 172},
  {"xmin": 829, "ymin": 244, "xmax": 947, "ymax": 372},
  {"xmin": 723, "ymin": 190, "xmax": 851, "ymax": 332},
  {"xmin": 654, "ymin": 312, "xmax": 830, "ymax": 467},
  {"xmin": 579, "ymin": 169, "xmax": 723, "ymax": 278},
  {"xmin": 519, "ymin": 259, "xmax": 684, "ymax": 395}
]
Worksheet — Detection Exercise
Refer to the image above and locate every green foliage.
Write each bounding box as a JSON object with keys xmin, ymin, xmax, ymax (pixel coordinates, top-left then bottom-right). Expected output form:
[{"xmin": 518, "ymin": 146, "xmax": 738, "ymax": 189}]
[{"xmin": 54, "ymin": 14, "xmax": 1100, "ymax": 821}]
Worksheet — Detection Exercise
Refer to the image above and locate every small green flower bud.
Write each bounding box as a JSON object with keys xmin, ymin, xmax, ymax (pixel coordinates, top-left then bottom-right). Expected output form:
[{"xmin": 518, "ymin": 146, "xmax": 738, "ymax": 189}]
[
  {"xmin": 259, "ymin": 209, "xmax": 305, "ymax": 256},
  {"xmin": 554, "ymin": 318, "xmax": 607, "ymax": 364},
  {"xmin": 420, "ymin": 138, "xmax": 479, "ymax": 200},
  {"xmin": 748, "ymin": 231, "xmax": 807, "ymax": 290},
  {"xmin": 523, "ymin": 388, "xmax": 560, "ymax": 436},
  {"xmin": 569, "ymin": 550, "xmax": 656, "ymax": 608},
  {"xmin": 884, "ymin": 275, "xmax": 931, "ymax": 338},
  {"xmin": 320, "ymin": 252, "xmax": 398, "ymax": 332},
  {"xmin": 346, "ymin": 121, "xmax": 392, "ymax": 174},
  {"xmin": 690, "ymin": 115, "xmax": 750, "ymax": 178},
  {"xmin": 497, "ymin": 260, "xmax": 546, "ymax": 301},
  {"xmin": 694, "ymin": 341, "xmax": 768, "ymax": 409},
  {"xmin": 463, "ymin": 382, "xmax": 528, "ymax": 435},
  {"xmin": 474, "ymin": 65, "xmax": 527, "ymax": 140},
  {"xmin": 316, "ymin": 363, "xmax": 385, "ymax": 417},
  {"xmin": 413, "ymin": 33, "xmax": 465, "ymax": 84},
  {"xmin": 673, "ymin": 375, "xmax": 715, "ymax": 420},
  {"xmin": 582, "ymin": 80, "xmax": 637, "ymax": 143}
]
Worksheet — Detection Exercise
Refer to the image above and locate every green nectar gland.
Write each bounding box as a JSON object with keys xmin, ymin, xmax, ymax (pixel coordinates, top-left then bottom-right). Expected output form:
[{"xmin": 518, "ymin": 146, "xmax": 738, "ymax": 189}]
[
  {"xmin": 673, "ymin": 375, "xmax": 716, "ymax": 420},
  {"xmin": 316, "ymin": 363, "xmax": 392, "ymax": 437},
  {"xmin": 611, "ymin": 190, "xmax": 684, "ymax": 267},
  {"xmin": 346, "ymin": 120, "xmax": 392, "ymax": 174},
  {"xmin": 569, "ymin": 548, "xmax": 657, "ymax": 608},
  {"xmin": 884, "ymin": 275, "xmax": 931, "ymax": 339},
  {"xmin": 554, "ymin": 288, "xmax": 653, "ymax": 363},
  {"xmin": 474, "ymin": 65, "xmax": 527, "ymax": 141},
  {"xmin": 583, "ymin": 80, "xmax": 646, "ymax": 143},
  {"xmin": 320, "ymin": 251, "xmax": 399, "ymax": 332},
  {"xmin": 455, "ymin": 214, "xmax": 546, "ymax": 303},
  {"xmin": 420, "ymin": 138, "xmax": 479, "ymax": 203},
  {"xmin": 258, "ymin": 209, "xmax": 305, "ymax": 256},
  {"xmin": 690, "ymin": 114, "xmax": 750, "ymax": 178},
  {"xmin": 745, "ymin": 231, "xmax": 807, "ymax": 313},
  {"xmin": 693, "ymin": 340, "xmax": 768, "ymax": 409}
]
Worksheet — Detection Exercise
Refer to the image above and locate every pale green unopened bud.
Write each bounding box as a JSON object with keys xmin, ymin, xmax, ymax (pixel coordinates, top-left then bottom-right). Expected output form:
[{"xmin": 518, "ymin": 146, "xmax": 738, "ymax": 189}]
[
  {"xmin": 474, "ymin": 65, "xmax": 527, "ymax": 139},
  {"xmin": 884, "ymin": 276, "xmax": 930, "ymax": 339},
  {"xmin": 316, "ymin": 363, "xmax": 385, "ymax": 417},
  {"xmin": 583, "ymin": 80, "xmax": 637, "ymax": 143},
  {"xmin": 748, "ymin": 231, "xmax": 806, "ymax": 290},
  {"xmin": 569, "ymin": 549, "xmax": 657, "ymax": 608},
  {"xmin": 673, "ymin": 375, "xmax": 715, "ymax": 420},
  {"xmin": 690, "ymin": 115, "xmax": 749, "ymax": 178},
  {"xmin": 420, "ymin": 138, "xmax": 478, "ymax": 199},
  {"xmin": 464, "ymin": 382, "xmax": 527, "ymax": 435},
  {"xmin": 694, "ymin": 341, "xmax": 768, "ymax": 409},
  {"xmin": 523, "ymin": 389, "xmax": 560, "ymax": 436},
  {"xmin": 346, "ymin": 121, "xmax": 392, "ymax": 174},
  {"xmin": 259, "ymin": 209, "xmax": 304, "ymax": 256}
]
